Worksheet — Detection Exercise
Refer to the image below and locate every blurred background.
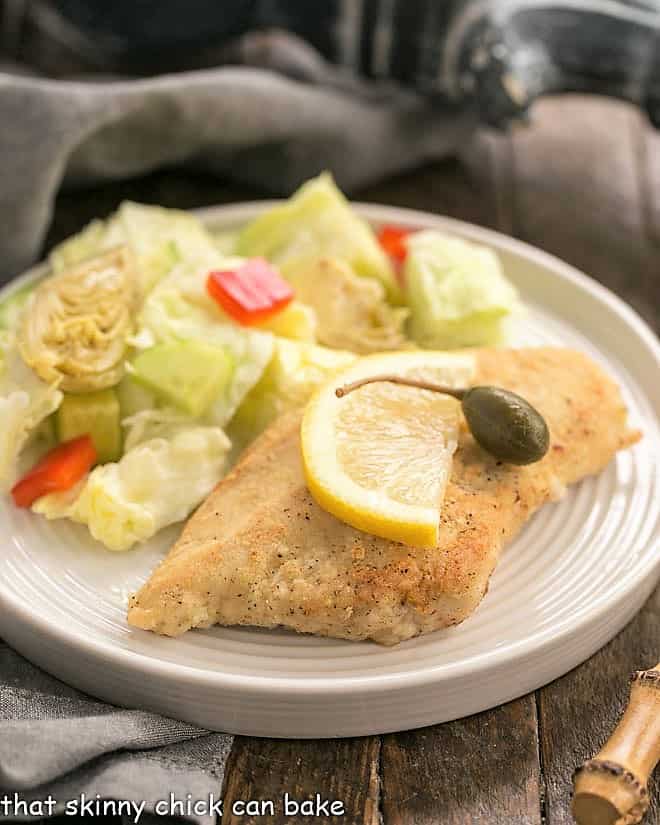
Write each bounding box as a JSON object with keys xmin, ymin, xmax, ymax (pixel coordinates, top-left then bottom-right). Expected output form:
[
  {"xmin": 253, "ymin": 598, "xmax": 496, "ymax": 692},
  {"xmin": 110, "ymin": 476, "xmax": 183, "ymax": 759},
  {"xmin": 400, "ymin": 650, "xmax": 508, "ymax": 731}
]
[
  {"xmin": 0, "ymin": 0, "xmax": 447, "ymax": 80},
  {"xmin": 0, "ymin": 0, "xmax": 658, "ymax": 330}
]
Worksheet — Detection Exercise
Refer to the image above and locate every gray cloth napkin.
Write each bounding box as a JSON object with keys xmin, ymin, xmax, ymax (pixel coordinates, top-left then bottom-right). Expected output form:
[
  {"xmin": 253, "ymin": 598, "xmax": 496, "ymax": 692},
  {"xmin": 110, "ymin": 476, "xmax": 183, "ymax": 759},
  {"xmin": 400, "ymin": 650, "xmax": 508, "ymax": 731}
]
[
  {"xmin": 0, "ymin": 30, "xmax": 477, "ymax": 284},
  {"xmin": 0, "ymin": 641, "xmax": 232, "ymax": 824}
]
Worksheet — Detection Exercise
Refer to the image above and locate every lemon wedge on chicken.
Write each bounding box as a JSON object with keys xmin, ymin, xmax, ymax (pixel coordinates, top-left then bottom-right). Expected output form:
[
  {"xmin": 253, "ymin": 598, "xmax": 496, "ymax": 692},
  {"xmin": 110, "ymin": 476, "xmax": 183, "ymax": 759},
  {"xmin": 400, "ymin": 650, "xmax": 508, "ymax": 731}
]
[{"xmin": 301, "ymin": 351, "xmax": 476, "ymax": 548}]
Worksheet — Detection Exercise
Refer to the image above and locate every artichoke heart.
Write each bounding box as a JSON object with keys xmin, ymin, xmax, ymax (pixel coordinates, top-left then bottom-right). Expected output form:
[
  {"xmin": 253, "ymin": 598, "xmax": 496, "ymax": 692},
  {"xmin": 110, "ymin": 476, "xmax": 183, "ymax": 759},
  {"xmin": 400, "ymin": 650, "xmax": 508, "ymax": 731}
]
[
  {"xmin": 287, "ymin": 258, "xmax": 410, "ymax": 354},
  {"xmin": 19, "ymin": 246, "xmax": 137, "ymax": 392}
]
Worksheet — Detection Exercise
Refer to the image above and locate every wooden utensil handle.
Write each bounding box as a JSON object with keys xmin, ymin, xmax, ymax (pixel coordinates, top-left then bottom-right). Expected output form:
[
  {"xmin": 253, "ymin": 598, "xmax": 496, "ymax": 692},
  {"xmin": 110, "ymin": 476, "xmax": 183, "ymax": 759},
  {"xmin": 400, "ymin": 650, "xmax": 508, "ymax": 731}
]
[{"xmin": 572, "ymin": 663, "xmax": 660, "ymax": 825}]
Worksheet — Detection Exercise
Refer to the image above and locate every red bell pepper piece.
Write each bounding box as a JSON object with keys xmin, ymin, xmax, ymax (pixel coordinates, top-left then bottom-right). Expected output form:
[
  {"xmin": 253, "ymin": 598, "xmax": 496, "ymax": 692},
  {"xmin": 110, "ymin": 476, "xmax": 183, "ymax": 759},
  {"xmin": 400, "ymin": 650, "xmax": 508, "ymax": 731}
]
[
  {"xmin": 377, "ymin": 225, "xmax": 412, "ymax": 264},
  {"xmin": 11, "ymin": 435, "xmax": 97, "ymax": 508},
  {"xmin": 207, "ymin": 258, "xmax": 294, "ymax": 326}
]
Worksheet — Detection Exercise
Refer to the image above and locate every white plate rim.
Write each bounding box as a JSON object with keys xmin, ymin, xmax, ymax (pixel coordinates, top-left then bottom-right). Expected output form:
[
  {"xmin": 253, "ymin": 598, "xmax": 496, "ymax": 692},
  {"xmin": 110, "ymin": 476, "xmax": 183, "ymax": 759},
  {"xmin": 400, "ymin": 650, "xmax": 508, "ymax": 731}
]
[{"xmin": 0, "ymin": 201, "xmax": 658, "ymax": 701}]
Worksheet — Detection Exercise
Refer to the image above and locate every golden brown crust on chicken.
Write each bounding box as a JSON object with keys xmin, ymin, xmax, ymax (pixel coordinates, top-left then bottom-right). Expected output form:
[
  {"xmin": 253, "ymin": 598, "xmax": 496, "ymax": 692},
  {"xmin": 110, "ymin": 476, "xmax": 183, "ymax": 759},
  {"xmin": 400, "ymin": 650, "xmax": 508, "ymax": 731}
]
[{"xmin": 127, "ymin": 348, "xmax": 640, "ymax": 644}]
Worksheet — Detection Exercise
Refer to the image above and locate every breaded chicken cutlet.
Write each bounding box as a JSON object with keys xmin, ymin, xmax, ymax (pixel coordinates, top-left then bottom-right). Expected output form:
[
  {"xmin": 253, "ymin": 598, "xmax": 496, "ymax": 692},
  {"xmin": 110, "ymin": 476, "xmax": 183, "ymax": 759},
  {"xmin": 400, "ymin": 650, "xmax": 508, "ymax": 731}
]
[{"xmin": 128, "ymin": 348, "xmax": 640, "ymax": 645}]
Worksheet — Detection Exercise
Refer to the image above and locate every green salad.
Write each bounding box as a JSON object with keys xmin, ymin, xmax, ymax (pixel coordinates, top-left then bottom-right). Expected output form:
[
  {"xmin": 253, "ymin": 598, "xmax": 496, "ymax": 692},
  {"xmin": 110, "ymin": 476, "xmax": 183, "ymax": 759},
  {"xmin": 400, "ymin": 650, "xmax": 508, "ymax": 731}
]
[{"xmin": 0, "ymin": 173, "xmax": 519, "ymax": 551}]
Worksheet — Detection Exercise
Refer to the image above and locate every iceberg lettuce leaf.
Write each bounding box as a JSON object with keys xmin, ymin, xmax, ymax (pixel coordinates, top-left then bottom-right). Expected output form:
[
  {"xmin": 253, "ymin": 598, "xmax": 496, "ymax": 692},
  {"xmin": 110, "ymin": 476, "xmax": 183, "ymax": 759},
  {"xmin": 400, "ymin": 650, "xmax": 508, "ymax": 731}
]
[
  {"xmin": 0, "ymin": 336, "xmax": 62, "ymax": 490},
  {"xmin": 133, "ymin": 256, "xmax": 274, "ymax": 427},
  {"xmin": 404, "ymin": 230, "xmax": 519, "ymax": 349},
  {"xmin": 49, "ymin": 219, "xmax": 107, "ymax": 272},
  {"xmin": 236, "ymin": 173, "xmax": 401, "ymax": 303},
  {"xmin": 228, "ymin": 338, "xmax": 355, "ymax": 449},
  {"xmin": 0, "ymin": 282, "xmax": 39, "ymax": 333},
  {"xmin": 34, "ymin": 426, "xmax": 231, "ymax": 551},
  {"xmin": 49, "ymin": 202, "xmax": 219, "ymax": 295},
  {"xmin": 122, "ymin": 407, "xmax": 198, "ymax": 451}
]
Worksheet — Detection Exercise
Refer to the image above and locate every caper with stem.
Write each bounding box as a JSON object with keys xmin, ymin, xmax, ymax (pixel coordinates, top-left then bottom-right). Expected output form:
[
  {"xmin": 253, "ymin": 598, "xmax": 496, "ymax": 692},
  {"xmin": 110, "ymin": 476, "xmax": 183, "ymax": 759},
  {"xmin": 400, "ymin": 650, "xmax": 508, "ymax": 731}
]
[{"xmin": 335, "ymin": 375, "xmax": 550, "ymax": 465}]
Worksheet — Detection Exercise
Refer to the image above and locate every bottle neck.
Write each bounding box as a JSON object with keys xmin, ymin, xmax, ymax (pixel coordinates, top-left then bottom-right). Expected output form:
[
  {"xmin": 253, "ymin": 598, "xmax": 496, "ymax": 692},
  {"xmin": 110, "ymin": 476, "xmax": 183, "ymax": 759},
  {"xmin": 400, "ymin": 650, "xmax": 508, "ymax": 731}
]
[{"xmin": 440, "ymin": 0, "xmax": 660, "ymax": 126}]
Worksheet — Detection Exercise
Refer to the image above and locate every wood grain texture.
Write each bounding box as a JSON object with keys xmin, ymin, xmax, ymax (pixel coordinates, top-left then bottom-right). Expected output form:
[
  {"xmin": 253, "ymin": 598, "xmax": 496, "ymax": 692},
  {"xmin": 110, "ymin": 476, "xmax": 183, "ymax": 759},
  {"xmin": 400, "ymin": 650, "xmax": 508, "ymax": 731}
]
[
  {"xmin": 538, "ymin": 588, "xmax": 660, "ymax": 825},
  {"xmin": 221, "ymin": 736, "xmax": 380, "ymax": 825},
  {"xmin": 381, "ymin": 699, "xmax": 543, "ymax": 825}
]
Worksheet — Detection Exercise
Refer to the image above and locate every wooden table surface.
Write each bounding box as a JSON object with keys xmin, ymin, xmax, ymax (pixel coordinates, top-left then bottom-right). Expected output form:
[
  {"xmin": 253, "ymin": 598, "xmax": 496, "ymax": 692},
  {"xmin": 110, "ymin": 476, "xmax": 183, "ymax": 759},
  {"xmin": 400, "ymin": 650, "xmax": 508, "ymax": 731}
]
[{"xmin": 43, "ymin": 95, "xmax": 659, "ymax": 825}]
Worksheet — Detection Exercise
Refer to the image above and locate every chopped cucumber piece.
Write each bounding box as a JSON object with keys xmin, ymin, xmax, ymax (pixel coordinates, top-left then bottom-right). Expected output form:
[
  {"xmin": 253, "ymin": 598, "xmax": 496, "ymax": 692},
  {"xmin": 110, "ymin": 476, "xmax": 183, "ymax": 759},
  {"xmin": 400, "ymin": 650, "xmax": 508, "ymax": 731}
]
[
  {"xmin": 34, "ymin": 415, "xmax": 56, "ymax": 451},
  {"xmin": 56, "ymin": 388, "xmax": 122, "ymax": 464},
  {"xmin": 0, "ymin": 283, "xmax": 36, "ymax": 330},
  {"xmin": 236, "ymin": 173, "xmax": 401, "ymax": 303},
  {"xmin": 116, "ymin": 374, "xmax": 156, "ymax": 419},
  {"xmin": 229, "ymin": 338, "xmax": 355, "ymax": 448},
  {"xmin": 131, "ymin": 341, "xmax": 234, "ymax": 417},
  {"xmin": 404, "ymin": 230, "xmax": 519, "ymax": 349}
]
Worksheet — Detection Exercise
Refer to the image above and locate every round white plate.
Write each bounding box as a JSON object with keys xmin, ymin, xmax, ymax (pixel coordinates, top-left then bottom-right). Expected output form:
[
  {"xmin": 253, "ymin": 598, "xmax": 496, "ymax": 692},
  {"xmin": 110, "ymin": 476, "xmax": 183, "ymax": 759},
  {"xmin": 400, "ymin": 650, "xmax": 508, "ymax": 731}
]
[{"xmin": 1, "ymin": 203, "xmax": 658, "ymax": 738}]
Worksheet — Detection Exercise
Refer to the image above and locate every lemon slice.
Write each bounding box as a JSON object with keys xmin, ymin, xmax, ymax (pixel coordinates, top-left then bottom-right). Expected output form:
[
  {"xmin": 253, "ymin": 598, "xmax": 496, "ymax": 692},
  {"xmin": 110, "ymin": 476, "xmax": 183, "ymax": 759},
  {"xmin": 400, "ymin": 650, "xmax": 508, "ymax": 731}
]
[{"xmin": 301, "ymin": 351, "xmax": 476, "ymax": 548}]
